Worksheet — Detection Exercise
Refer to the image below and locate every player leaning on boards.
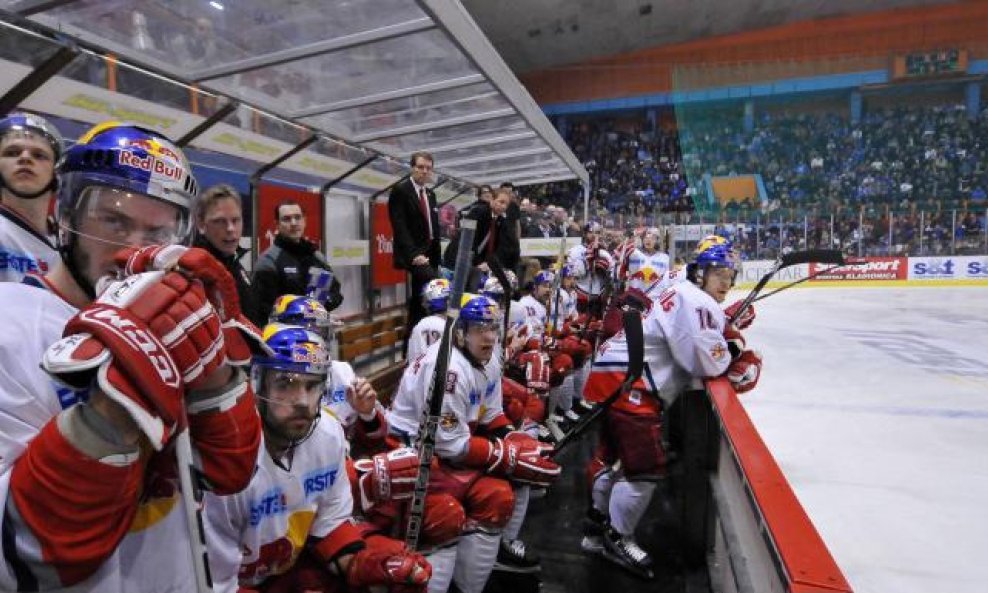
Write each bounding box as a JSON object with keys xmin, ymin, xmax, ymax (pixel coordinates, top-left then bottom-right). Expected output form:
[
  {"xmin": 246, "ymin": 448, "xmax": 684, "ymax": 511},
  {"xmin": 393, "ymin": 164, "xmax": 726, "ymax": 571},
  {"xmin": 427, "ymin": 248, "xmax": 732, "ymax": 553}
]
[
  {"xmin": 0, "ymin": 122, "xmax": 263, "ymax": 591},
  {"xmin": 0, "ymin": 112, "xmax": 63, "ymax": 282},
  {"xmin": 581, "ymin": 236, "xmax": 763, "ymax": 579},
  {"xmin": 204, "ymin": 324, "xmax": 431, "ymax": 592}
]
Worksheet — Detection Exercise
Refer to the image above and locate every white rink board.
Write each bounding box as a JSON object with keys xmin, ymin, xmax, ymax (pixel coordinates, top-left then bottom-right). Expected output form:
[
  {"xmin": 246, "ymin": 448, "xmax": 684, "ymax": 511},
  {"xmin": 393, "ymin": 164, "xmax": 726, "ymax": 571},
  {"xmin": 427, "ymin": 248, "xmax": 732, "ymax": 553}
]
[{"xmin": 737, "ymin": 285, "xmax": 988, "ymax": 593}]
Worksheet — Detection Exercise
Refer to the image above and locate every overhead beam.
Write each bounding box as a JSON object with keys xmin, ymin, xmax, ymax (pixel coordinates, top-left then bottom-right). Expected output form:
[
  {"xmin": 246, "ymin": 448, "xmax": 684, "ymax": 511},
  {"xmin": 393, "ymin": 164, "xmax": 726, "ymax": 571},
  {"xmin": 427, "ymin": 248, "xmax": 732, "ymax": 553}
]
[
  {"xmin": 10, "ymin": 0, "xmax": 81, "ymax": 15},
  {"xmin": 422, "ymin": 130, "xmax": 536, "ymax": 155},
  {"xmin": 0, "ymin": 43, "xmax": 78, "ymax": 116},
  {"xmin": 441, "ymin": 146, "xmax": 552, "ymax": 168},
  {"xmin": 192, "ymin": 17, "xmax": 436, "ymax": 82},
  {"xmin": 509, "ymin": 173, "xmax": 579, "ymax": 187},
  {"xmin": 176, "ymin": 100, "xmax": 239, "ymax": 147},
  {"xmin": 451, "ymin": 159, "xmax": 564, "ymax": 178},
  {"xmin": 292, "ymin": 74, "xmax": 484, "ymax": 117},
  {"xmin": 472, "ymin": 166, "xmax": 571, "ymax": 184},
  {"xmin": 352, "ymin": 107, "xmax": 514, "ymax": 142}
]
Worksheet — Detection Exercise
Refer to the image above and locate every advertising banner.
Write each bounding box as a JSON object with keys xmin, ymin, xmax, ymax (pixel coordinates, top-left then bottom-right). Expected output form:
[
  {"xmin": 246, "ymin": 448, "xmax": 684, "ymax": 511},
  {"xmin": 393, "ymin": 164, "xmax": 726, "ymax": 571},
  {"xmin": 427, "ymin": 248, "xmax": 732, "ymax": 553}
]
[
  {"xmin": 256, "ymin": 184, "xmax": 323, "ymax": 253},
  {"xmin": 519, "ymin": 237, "xmax": 581, "ymax": 257},
  {"xmin": 371, "ymin": 203, "xmax": 406, "ymax": 288},
  {"xmin": 735, "ymin": 259, "xmax": 809, "ymax": 286},
  {"xmin": 327, "ymin": 239, "xmax": 369, "ymax": 266},
  {"xmin": 909, "ymin": 255, "xmax": 988, "ymax": 280},
  {"xmin": 809, "ymin": 257, "xmax": 907, "ymax": 281}
]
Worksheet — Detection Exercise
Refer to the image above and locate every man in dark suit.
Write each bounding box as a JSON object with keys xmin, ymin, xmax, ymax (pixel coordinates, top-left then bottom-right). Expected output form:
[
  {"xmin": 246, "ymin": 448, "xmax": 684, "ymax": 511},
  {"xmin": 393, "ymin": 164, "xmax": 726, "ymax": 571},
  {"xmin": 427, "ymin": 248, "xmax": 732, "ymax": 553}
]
[
  {"xmin": 388, "ymin": 151, "xmax": 441, "ymax": 349},
  {"xmin": 442, "ymin": 186, "xmax": 519, "ymax": 289}
]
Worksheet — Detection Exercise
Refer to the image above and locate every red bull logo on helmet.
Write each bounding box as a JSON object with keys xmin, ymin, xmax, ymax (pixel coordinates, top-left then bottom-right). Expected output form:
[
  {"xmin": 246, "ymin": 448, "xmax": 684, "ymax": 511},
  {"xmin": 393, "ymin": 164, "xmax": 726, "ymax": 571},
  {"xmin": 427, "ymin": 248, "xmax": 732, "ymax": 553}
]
[
  {"xmin": 117, "ymin": 136, "xmax": 185, "ymax": 181},
  {"xmin": 291, "ymin": 342, "xmax": 328, "ymax": 365},
  {"xmin": 118, "ymin": 150, "xmax": 185, "ymax": 181}
]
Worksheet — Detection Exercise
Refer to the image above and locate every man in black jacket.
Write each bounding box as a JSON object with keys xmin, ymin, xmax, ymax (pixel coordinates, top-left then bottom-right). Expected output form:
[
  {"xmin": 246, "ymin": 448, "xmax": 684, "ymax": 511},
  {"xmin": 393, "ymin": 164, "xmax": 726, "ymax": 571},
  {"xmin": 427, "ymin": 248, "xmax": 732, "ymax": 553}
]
[
  {"xmin": 388, "ymin": 151, "xmax": 440, "ymax": 344},
  {"xmin": 443, "ymin": 186, "xmax": 519, "ymax": 288},
  {"xmin": 252, "ymin": 200, "xmax": 342, "ymax": 326},
  {"xmin": 192, "ymin": 184, "xmax": 258, "ymax": 323}
]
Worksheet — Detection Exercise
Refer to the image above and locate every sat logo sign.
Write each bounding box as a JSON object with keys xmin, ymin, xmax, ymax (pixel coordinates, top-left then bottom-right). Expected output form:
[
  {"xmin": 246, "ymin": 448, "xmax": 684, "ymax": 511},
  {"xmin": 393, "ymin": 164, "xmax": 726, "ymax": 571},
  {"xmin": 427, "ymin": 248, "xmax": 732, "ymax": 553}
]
[
  {"xmin": 911, "ymin": 258, "xmax": 955, "ymax": 279},
  {"xmin": 966, "ymin": 258, "xmax": 988, "ymax": 278}
]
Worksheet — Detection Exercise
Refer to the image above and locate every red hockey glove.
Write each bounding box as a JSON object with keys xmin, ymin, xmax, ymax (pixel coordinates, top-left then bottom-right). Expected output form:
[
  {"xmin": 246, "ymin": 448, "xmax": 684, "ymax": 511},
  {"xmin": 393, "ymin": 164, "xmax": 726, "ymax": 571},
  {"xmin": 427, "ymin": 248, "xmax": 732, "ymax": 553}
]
[
  {"xmin": 727, "ymin": 350, "xmax": 762, "ymax": 394},
  {"xmin": 724, "ymin": 300, "xmax": 756, "ymax": 330},
  {"xmin": 354, "ymin": 447, "xmax": 420, "ymax": 511},
  {"xmin": 723, "ymin": 325, "xmax": 746, "ymax": 360},
  {"xmin": 115, "ymin": 245, "xmax": 270, "ymax": 365},
  {"xmin": 41, "ymin": 272, "xmax": 220, "ymax": 449},
  {"xmin": 517, "ymin": 351, "xmax": 550, "ymax": 393},
  {"xmin": 593, "ymin": 256, "xmax": 611, "ymax": 275},
  {"xmin": 470, "ymin": 432, "xmax": 560, "ymax": 486},
  {"xmin": 346, "ymin": 539, "xmax": 431, "ymax": 591}
]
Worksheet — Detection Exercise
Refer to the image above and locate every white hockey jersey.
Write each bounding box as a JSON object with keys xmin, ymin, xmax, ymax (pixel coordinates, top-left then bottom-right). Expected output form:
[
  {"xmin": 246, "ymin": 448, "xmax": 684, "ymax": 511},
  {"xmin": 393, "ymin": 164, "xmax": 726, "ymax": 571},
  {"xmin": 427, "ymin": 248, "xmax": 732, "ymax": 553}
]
[
  {"xmin": 406, "ymin": 314, "xmax": 445, "ymax": 363},
  {"xmin": 546, "ymin": 288, "xmax": 577, "ymax": 333},
  {"xmin": 517, "ymin": 294, "xmax": 547, "ymax": 340},
  {"xmin": 0, "ymin": 205, "xmax": 58, "ymax": 283},
  {"xmin": 204, "ymin": 413, "xmax": 353, "ymax": 592},
  {"xmin": 589, "ymin": 280, "xmax": 730, "ymax": 413},
  {"xmin": 626, "ymin": 248, "xmax": 670, "ymax": 278},
  {"xmin": 388, "ymin": 342, "xmax": 503, "ymax": 460},
  {"xmin": 566, "ymin": 243, "xmax": 613, "ymax": 296},
  {"xmin": 0, "ymin": 282, "xmax": 204, "ymax": 592}
]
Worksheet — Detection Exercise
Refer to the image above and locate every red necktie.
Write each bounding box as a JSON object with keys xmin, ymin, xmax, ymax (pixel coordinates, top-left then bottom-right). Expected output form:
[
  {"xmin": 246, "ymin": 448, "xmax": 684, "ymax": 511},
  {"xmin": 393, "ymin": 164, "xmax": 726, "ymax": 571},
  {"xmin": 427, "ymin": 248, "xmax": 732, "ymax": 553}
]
[
  {"xmin": 418, "ymin": 187, "xmax": 431, "ymax": 241},
  {"xmin": 486, "ymin": 217, "xmax": 498, "ymax": 257}
]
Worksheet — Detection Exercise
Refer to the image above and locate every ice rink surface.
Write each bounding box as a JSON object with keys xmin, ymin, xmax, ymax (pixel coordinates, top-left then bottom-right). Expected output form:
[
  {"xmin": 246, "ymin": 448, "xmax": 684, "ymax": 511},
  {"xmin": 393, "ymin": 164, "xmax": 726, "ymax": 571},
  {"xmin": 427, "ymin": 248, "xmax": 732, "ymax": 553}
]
[{"xmin": 738, "ymin": 285, "xmax": 988, "ymax": 593}]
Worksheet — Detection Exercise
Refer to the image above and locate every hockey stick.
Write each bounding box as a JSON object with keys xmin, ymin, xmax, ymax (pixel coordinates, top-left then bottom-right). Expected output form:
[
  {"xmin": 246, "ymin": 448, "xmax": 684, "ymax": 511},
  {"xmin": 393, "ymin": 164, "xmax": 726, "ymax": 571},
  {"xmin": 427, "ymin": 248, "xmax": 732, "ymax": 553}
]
[
  {"xmin": 550, "ymin": 308, "xmax": 644, "ymax": 458},
  {"xmin": 752, "ymin": 260, "xmax": 861, "ymax": 303},
  {"xmin": 404, "ymin": 219, "xmax": 476, "ymax": 550},
  {"xmin": 175, "ymin": 414, "xmax": 213, "ymax": 592},
  {"xmin": 544, "ymin": 233, "xmax": 569, "ymax": 345},
  {"xmin": 728, "ymin": 249, "xmax": 844, "ymax": 325},
  {"xmin": 485, "ymin": 254, "xmax": 513, "ymax": 341}
]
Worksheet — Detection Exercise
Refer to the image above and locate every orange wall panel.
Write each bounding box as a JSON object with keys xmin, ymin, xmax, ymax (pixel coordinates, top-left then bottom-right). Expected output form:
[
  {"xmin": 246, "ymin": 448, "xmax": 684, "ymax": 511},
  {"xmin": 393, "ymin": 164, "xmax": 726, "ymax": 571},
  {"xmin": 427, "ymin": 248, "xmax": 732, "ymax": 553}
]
[{"xmin": 522, "ymin": 1, "xmax": 988, "ymax": 105}]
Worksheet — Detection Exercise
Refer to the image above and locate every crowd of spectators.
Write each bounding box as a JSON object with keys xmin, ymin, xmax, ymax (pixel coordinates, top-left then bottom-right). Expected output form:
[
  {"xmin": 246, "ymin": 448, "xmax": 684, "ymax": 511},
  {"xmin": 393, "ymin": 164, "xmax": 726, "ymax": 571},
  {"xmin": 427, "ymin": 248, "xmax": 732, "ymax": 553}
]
[{"xmin": 529, "ymin": 101, "xmax": 988, "ymax": 257}]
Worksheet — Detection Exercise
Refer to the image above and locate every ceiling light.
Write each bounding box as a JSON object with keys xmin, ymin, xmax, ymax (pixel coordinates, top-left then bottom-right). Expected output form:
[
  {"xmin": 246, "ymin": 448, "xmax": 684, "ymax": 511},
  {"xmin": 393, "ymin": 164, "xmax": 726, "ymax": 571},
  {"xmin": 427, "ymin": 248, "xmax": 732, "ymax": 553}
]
[{"xmin": 209, "ymin": 1, "xmax": 224, "ymax": 10}]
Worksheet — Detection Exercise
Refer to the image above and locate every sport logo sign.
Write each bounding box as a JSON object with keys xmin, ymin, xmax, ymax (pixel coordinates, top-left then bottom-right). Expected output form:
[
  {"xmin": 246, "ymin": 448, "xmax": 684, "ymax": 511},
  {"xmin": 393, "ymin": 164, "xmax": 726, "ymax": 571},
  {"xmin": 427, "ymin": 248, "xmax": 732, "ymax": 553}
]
[{"xmin": 810, "ymin": 257, "xmax": 907, "ymax": 281}]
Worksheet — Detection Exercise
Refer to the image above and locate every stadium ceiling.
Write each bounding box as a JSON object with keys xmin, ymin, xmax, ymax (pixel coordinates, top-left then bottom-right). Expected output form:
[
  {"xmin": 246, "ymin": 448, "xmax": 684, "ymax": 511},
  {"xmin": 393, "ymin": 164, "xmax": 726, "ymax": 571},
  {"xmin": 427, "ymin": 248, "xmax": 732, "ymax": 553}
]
[
  {"xmin": 5, "ymin": 0, "xmax": 588, "ymax": 188},
  {"xmin": 460, "ymin": 0, "xmax": 955, "ymax": 73}
]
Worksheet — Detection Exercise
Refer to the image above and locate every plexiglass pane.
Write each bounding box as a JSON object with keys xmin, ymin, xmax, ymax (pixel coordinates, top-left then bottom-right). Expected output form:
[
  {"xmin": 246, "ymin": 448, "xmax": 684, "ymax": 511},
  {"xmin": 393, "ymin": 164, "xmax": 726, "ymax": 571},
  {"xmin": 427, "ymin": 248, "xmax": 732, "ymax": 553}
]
[
  {"xmin": 209, "ymin": 28, "xmax": 477, "ymax": 114},
  {"xmin": 302, "ymin": 82, "xmax": 510, "ymax": 138},
  {"xmin": 367, "ymin": 115, "xmax": 528, "ymax": 156},
  {"xmin": 35, "ymin": 0, "xmax": 427, "ymax": 73}
]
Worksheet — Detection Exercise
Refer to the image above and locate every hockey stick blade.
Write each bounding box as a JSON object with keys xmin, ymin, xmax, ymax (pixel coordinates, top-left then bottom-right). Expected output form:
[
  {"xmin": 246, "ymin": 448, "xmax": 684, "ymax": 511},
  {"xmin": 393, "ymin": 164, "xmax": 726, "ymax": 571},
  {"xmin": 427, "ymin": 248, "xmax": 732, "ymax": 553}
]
[
  {"xmin": 404, "ymin": 219, "xmax": 476, "ymax": 550},
  {"xmin": 780, "ymin": 248, "xmax": 845, "ymax": 267},
  {"xmin": 730, "ymin": 249, "xmax": 845, "ymax": 324},
  {"xmin": 551, "ymin": 309, "xmax": 644, "ymax": 457}
]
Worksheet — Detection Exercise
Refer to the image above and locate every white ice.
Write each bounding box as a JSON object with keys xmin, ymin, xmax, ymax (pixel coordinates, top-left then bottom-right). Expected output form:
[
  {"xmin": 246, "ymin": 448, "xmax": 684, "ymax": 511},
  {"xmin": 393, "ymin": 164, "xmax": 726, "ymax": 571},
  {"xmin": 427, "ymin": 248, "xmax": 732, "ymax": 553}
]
[{"xmin": 736, "ymin": 285, "xmax": 988, "ymax": 593}]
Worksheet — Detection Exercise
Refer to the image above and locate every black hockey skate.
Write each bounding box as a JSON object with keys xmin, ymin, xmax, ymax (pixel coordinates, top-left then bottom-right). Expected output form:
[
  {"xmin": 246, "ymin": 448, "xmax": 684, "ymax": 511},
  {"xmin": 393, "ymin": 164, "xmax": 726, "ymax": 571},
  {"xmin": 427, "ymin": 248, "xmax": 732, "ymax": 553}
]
[
  {"xmin": 580, "ymin": 507, "xmax": 607, "ymax": 553},
  {"xmin": 602, "ymin": 526, "xmax": 655, "ymax": 580},
  {"xmin": 494, "ymin": 538, "xmax": 541, "ymax": 573},
  {"xmin": 572, "ymin": 398, "xmax": 596, "ymax": 416}
]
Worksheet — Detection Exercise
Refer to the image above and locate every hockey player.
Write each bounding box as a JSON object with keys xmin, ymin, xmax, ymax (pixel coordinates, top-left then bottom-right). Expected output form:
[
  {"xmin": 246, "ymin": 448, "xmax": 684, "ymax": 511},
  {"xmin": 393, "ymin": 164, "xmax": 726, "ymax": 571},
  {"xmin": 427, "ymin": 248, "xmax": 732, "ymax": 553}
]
[
  {"xmin": 581, "ymin": 236, "xmax": 763, "ymax": 578},
  {"xmin": 0, "ymin": 122, "xmax": 262, "ymax": 590},
  {"xmin": 407, "ymin": 278, "xmax": 451, "ymax": 362},
  {"xmin": 0, "ymin": 112, "xmax": 63, "ymax": 282},
  {"xmin": 388, "ymin": 295, "xmax": 561, "ymax": 592},
  {"xmin": 625, "ymin": 227, "xmax": 670, "ymax": 279},
  {"xmin": 566, "ymin": 222, "xmax": 614, "ymax": 319},
  {"xmin": 204, "ymin": 324, "xmax": 431, "ymax": 592},
  {"xmin": 270, "ymin": 295, "xmax": 388, "ymax": 457}
]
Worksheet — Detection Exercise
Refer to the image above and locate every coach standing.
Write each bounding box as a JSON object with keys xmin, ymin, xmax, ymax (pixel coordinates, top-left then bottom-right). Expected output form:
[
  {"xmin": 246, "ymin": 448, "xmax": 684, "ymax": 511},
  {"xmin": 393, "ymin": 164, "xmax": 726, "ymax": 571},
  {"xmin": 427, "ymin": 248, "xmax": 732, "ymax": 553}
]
[{"xmin": 388, "ymin": 151, "xmax": 440, "ymax": 351}]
